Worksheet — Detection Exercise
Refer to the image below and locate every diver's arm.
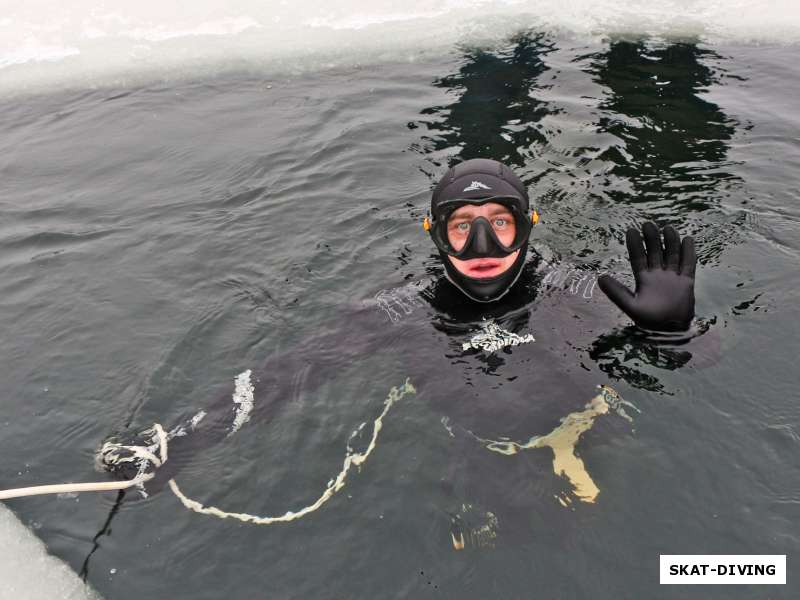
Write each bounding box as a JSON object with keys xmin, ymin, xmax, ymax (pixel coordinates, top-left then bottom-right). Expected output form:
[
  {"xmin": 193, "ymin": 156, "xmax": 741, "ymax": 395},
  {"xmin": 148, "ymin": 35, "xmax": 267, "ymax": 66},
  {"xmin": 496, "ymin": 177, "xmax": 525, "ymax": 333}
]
[
  {"xmin": 106, "ymin": 301, "xmax": 404, "ymax": 490},
  {"xmin": 206, "ymin": 301, "xmax": 402, "ymax": 432},
  {"xmin": 597, "ymin": 222, "xmax": 696, "ymax": 332}
]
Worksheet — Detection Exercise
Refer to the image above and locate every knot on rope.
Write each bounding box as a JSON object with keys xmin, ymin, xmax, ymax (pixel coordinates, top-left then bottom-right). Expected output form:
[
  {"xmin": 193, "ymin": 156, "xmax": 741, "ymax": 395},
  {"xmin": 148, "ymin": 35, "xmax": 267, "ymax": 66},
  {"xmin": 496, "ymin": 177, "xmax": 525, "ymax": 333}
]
[{"xmin": 96, "ymin": 423, "xmax": 168, "ymax": 495}]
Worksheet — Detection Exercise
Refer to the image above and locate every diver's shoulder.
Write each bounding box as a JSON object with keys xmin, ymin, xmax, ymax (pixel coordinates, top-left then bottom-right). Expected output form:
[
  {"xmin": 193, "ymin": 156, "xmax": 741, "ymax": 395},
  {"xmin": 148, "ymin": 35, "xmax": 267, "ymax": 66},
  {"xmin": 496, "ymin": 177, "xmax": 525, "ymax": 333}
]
[{"xmin": 361, "ymin": 277, "xmax": 435, "ymax": 324}]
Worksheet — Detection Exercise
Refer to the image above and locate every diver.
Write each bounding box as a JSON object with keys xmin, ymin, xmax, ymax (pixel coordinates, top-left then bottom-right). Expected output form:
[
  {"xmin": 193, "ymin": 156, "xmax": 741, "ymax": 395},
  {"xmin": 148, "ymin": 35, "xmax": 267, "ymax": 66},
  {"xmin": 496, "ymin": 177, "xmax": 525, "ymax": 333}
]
[
  {"xmin": 425, "ymin": 157, "xmax": 696, "ymax": 330},
  {"xmin": 96, "ymin": 156, "xmax": 700, "ymax": 548}
]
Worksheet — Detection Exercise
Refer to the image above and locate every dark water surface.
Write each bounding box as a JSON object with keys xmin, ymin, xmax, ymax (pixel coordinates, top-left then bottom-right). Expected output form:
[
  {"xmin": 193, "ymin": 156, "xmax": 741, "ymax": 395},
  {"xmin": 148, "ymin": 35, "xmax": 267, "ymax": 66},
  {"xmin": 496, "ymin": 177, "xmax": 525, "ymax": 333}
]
[{"xmin": 1, "ymin": 33, "xmax": 799, "ymax": 599}]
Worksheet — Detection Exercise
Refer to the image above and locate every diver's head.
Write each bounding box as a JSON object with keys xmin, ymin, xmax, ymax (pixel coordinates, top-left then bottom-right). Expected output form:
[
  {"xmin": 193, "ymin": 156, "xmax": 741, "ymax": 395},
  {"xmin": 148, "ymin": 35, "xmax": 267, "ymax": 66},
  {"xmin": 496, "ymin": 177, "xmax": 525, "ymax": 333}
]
[{"xmin": 425, "ymin": 158, "xmax": 537, "ymax": 303}]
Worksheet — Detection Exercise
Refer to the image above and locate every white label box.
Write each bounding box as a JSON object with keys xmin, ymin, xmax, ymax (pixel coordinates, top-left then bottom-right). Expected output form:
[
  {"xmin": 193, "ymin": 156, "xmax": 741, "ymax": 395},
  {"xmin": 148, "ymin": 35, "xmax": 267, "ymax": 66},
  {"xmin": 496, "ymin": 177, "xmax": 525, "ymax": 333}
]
[{"xmin": 660, "ymin": 555, "xmax": 786, "ymax": 584}]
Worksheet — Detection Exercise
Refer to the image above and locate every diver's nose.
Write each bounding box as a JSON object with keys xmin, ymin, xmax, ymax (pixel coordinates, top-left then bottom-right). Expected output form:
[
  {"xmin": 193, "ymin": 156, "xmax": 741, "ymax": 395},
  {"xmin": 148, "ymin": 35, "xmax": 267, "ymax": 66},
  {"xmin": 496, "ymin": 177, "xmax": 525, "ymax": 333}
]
[{"xmin": 472, "ymin": 218, "xmax": 492, "ymax": 254}]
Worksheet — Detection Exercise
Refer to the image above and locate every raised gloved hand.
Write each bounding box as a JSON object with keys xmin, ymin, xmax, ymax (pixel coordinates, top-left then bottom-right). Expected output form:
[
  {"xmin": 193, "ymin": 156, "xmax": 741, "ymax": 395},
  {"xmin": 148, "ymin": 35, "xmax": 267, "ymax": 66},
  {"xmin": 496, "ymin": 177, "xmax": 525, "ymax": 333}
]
[{"xmin": 598, "ymin": 222, "xmax": 696, "ymax": 332}]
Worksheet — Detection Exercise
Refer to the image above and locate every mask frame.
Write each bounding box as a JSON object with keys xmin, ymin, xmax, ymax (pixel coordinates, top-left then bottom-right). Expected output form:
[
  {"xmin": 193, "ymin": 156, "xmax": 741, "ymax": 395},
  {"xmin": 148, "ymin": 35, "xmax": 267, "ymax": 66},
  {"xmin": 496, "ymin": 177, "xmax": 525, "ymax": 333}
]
[{"xmin": 426, "ymin": 196, "xmax": 534, "ymax": 258}]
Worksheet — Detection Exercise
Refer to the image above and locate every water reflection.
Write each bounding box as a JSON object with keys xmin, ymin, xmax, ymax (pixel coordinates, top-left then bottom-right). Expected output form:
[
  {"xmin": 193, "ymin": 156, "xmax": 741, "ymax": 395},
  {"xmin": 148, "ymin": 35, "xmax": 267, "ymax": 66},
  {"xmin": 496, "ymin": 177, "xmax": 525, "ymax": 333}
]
[
  {"xmin": 588, "ymin": 318, "xmax": 722, "ymax": 392},
  {"xmin": 587, "ymin": 326, "xmax": 693, "ymax": 393},
  {"xmin": 417, "ymin": 32, "xmax": 555, "ymax": 168},
  {"xmin": 590, "ymin": 41, "xmax": 740, "ymax": 218}
]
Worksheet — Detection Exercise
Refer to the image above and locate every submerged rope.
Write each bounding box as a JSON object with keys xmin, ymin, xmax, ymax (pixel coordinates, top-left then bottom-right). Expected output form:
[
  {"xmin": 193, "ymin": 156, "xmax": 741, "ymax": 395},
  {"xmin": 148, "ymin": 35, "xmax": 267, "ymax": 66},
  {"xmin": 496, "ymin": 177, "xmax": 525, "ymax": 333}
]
[
  {"xmin": 168, "ymin": 378, "xmax": 415, "ymax": 524},
  {"xmin": 465, "ymin": 385, "xmax": 638, "ymax": 505},
  {"xmin": 0, "ymin": 378, "xmax": 416, "ymax": 526}
]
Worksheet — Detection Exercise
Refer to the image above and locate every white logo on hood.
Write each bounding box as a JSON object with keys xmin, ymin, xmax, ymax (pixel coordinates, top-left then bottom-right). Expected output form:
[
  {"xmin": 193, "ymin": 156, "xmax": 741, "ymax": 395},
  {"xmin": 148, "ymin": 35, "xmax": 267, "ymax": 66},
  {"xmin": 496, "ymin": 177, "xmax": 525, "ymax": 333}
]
[{"xmin": 463, "ymin": 180, "xmax": 491, "ymax": 192}]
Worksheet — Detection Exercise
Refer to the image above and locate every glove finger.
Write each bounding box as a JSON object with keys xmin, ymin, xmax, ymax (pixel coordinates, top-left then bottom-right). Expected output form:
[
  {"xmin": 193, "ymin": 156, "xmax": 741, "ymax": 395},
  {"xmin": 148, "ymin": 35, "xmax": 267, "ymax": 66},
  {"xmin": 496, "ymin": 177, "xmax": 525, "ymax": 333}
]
[
  {"xmin": 625, "ymin": 227, "xmax": 647, "ymax": 282},
  {"xmin": 663, "ymin": 225, "xmax": 681, "ymax": 272},
  {"xmin": 642, "ymin": 221, "xmax": 664, "ymax": 270},
  {"xmin": 598, "ymin": 274, "xmax": 637, "ymax": 317},
  {"xmin": 680, "ymin": 236, "xmax": 697, "ymax": 278}
]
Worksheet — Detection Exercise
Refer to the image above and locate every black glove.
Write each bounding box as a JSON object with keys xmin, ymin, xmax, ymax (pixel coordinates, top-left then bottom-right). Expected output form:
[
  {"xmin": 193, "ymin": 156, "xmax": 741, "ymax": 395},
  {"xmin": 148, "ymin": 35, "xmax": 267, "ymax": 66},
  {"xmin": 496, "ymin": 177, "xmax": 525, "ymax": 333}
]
[{"xmin": 598, "ymin": 222, "xmax": 696, "ymax": 332}]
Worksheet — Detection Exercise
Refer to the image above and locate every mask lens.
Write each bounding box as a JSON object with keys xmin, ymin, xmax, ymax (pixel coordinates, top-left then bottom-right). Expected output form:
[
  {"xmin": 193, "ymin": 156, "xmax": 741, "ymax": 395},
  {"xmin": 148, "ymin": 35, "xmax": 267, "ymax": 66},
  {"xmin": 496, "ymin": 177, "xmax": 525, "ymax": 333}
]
[{"xmin": 446, "ymin": 202, "xmax": 518, "ymax": 252}]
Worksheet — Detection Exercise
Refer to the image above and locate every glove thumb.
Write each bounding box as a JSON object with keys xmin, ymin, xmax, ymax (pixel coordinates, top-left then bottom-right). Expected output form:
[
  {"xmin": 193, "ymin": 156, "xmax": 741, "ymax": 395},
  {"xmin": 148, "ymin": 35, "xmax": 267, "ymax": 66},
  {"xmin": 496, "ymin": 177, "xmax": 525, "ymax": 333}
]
[{"xmin": 598, "ymin": 274, "xmax": 637, "ymax": 318}]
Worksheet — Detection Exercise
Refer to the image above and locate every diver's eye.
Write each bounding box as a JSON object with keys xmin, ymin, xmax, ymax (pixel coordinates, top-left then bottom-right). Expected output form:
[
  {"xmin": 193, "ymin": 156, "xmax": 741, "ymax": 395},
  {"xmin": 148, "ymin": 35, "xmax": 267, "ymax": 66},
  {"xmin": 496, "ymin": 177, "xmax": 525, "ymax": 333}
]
[
  {"xmin": 493, "ymin": 218, "xmax": 508, "ymax": 228},
  {"xmin": 455, "ymin": 222, "xmax": 470, "ymax": 232}
]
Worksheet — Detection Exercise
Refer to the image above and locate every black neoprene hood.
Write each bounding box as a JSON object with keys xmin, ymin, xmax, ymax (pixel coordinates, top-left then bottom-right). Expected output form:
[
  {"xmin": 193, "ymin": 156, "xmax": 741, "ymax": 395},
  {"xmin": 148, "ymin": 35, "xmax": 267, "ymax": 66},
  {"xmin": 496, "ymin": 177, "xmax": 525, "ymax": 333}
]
[
  {"xmin": 431, "ymin": 158, "xmax": 530, "ymax": 213},
  {"xmin": 429, "ymin": 158, "xmax": 532, "ymax": 303}
]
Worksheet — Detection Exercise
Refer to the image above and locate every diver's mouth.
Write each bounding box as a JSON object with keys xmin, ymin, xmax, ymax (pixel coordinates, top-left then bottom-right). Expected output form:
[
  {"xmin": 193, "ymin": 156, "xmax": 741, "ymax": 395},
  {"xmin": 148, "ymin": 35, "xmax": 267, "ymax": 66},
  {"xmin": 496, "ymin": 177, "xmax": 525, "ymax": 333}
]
[{"xmin": 463, "ymin": 258, "xmax": 506, "ymax": 279}]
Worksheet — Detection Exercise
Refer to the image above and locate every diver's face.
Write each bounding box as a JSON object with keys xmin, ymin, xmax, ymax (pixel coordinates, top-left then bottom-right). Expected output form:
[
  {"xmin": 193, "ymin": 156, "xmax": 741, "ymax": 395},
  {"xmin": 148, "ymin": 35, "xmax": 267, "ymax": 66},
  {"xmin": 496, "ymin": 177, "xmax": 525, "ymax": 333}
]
[{"xmin": 446, "ymin": 202, "xmax": 521, "ymax": 279}]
